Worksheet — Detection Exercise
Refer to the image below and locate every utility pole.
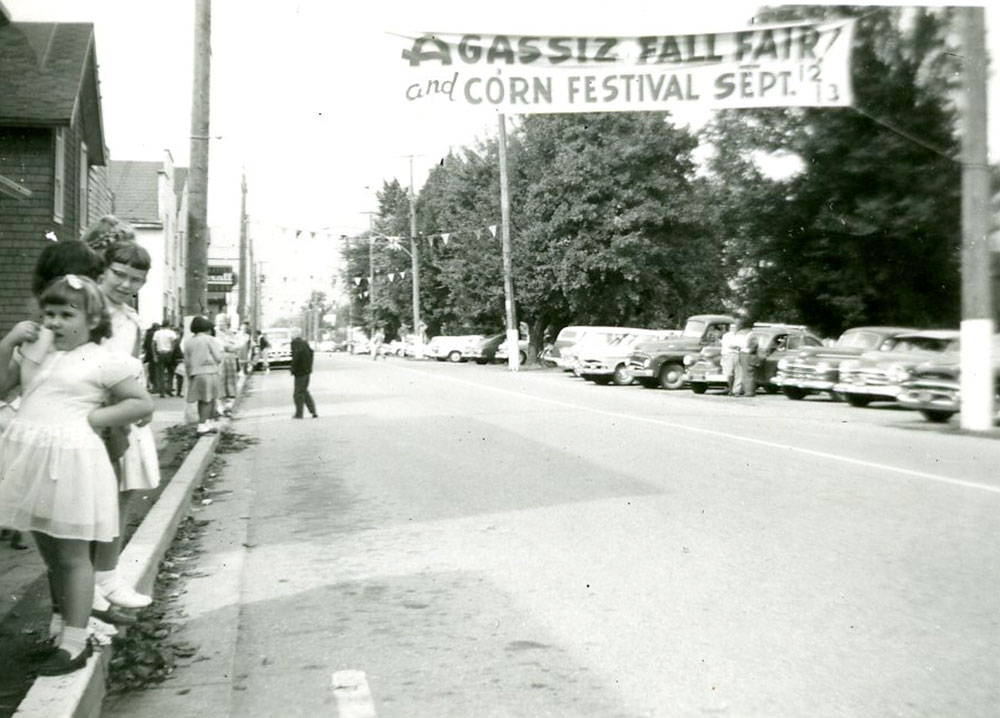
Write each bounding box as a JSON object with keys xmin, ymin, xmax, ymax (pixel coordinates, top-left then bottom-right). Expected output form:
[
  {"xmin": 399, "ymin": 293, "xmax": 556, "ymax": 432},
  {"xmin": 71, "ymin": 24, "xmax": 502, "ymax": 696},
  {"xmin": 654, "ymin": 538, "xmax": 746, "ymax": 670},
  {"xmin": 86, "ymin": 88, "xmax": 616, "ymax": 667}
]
[
  {"xmin": 406, "ymin": 155, "xmax": 422, "ymax": 346},
  {"xmin": 342, "ymin": 234, "xmax": 353, "ymax": 344},
  {"xmin": 185, "ymin": 0, "xmax": 211, "ymax": 316},
  {"xmin": 959, "ymin": 7, "xmax": 994, "ymax": 431},
  {"xmin": 237, "ymin": 169, "xmax": 248, "ymax": 325},
  {"xmin": 361, "ymin": 211, "xmax": 377, "ymax": 339},
  {"xmin": 497, "ymin": 113, "xmax": 519, "ymax": 371}
]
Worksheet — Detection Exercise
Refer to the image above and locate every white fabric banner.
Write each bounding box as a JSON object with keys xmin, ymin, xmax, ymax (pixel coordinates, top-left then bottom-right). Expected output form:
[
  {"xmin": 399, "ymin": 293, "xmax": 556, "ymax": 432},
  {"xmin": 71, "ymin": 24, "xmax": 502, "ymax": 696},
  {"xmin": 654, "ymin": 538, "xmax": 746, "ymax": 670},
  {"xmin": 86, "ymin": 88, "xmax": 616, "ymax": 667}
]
[{"xmin": 393, "ymin": 19, "xmax": 855, "ymax": 113}]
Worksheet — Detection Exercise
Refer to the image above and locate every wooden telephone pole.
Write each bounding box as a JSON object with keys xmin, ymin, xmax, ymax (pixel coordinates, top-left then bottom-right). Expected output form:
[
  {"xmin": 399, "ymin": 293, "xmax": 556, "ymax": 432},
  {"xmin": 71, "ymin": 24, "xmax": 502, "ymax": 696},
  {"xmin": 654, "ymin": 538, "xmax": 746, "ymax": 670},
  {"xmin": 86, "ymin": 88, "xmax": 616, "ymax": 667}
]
[{"xmin": 185, "ymin": 0, "xmax": 211, "ymax": 316}]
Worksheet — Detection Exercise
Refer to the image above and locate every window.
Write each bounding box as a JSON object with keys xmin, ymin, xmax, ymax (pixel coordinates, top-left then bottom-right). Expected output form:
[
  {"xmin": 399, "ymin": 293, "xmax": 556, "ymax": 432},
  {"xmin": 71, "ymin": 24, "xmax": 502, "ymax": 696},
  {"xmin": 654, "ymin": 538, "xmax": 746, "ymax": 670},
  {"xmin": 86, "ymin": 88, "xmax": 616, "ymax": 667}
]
[
  {"xmin": 79, "ymin": 142, "xmax": 88, "ymax": 230},
  {"xmin": 53, "ymin": 128, "xmax": 65, "ymax": 223}
]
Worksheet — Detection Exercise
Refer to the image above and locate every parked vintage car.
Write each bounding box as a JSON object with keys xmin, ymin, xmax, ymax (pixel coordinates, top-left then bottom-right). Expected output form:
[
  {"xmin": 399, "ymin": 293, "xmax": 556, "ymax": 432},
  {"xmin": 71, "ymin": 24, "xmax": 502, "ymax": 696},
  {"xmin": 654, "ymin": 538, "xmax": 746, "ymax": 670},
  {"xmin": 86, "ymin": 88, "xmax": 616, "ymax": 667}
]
[
  {"xmin": 556, "ymin": 327, "xmax": 650, "ymax": 373},
  {"xmin": 254, "ymin": 327, "xmax": 293, "ymax": 370},
  {"xmin": 548, "ymin": 326, "xmax": 646, "ymax": 371},
  {"xmin": 834, "ymin": 329, "xmax": 960, "ymax": 408},
  {"xmin": 495, "ymin": 337, "xmax": 530, "ymax": 365},
  {"xmin": 627, "ymin": 314, "xmax": 734, "ymax": 390},
  {"xmin": 426, "ymin": 335, "xmax": 484, "ymax": 362},
  {"xmin": 684, "ymin": 323, "xmax": 824, "ymax": 394},
  {"xmin": 773, "ymin": 326, "xmax": 917, "ymax": 400},
  {"xmin": 576, "ymin": 329, "xmax": 679, "ymax": 385},
  {"xmin": 897, "ymin": 335, "xmax": 1000, "ymax": 423},
  {"xmin": 463, "ymin": 333, "xmax": 506, "ymax": 364}
]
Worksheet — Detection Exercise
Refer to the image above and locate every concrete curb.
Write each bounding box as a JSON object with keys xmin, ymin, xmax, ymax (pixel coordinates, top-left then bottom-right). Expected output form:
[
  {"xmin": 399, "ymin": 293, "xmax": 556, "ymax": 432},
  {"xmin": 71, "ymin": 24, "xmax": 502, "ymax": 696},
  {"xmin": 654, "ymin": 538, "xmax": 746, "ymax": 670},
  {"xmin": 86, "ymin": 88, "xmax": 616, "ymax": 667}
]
[{"xmin": 14, "ymin": 376, "xmax": 247, "ymax": 718}]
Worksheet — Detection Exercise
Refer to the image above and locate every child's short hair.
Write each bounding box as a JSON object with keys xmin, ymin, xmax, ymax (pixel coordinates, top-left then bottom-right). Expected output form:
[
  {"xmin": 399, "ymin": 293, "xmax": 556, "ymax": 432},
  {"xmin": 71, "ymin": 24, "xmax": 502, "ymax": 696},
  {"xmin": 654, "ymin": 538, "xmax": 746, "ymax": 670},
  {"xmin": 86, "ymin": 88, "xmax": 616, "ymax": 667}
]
[
  {"xmin": 39, "ymin": 275, "xmax": 112, "ymax": 343},
  {"xmin": 104, "ymin": 240, "xmax": 151, "ymax": 272},
  {"xmin": 190, "ymin": 315, "xmax": 214, "ymax": 334},
  {"xmin": 32, "ymin": 240, "xmax": 105, "ymax": 296}
]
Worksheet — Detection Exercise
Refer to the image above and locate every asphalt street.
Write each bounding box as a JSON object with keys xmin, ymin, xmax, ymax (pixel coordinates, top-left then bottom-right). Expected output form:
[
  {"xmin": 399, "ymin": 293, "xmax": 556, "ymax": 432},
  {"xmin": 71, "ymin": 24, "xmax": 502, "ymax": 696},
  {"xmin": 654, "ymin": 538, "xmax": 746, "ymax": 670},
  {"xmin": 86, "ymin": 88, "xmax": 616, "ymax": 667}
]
[{"xmin": 103, "ymin": 353, "xmax": 1000, "ymax": 718}]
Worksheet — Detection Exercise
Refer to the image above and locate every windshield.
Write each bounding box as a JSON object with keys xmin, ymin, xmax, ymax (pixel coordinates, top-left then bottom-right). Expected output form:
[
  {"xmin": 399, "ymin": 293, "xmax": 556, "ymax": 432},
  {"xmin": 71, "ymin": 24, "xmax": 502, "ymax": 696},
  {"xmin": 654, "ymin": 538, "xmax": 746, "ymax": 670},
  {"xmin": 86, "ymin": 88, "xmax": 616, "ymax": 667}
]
[
  {"xmin": 556, "ymin": 329, "xmax": 578, "ymax": 342},
  {"xmin": 682, "ymin": 319, "xmax": 706, "ymax": 338},
  {"xmin": 886, "ymin": 336, "xmax": 957, "ymax": 353},
  {"xmin": 835, "ymin": 331, "xmax": 883, "ymax": 350},
  {"xmin": 265, "ymin": 328, "xmax": 292, "ymax": 345}
]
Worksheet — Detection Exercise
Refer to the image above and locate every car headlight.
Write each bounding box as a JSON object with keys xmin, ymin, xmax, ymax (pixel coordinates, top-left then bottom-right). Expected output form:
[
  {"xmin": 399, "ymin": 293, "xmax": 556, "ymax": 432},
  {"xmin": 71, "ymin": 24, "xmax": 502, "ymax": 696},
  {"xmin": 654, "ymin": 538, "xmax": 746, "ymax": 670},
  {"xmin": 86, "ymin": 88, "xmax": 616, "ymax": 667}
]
[
  {"xmin": 777, "ymin": 357, "xmax": 790, "ymax": 371},
  {"xmin": 683, "ymin": 354, "xmax": 696, "ymax": 366}
]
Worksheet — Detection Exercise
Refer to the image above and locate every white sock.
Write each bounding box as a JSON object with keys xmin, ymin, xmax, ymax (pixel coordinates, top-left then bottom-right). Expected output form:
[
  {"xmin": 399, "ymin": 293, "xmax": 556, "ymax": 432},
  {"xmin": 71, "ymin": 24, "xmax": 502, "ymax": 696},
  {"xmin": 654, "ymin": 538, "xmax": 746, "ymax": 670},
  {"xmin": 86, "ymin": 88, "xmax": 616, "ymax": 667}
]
[
  {"xmin": 48, "ymin": 612, "xmax": 64, "ymax": 640},
  {"xmin": 58, "ymin": 625, "xmax": 89, "ymax": 658},
  {"xmin": 95, "ymin": 569, "xmax": 119, "ymax": 592}
]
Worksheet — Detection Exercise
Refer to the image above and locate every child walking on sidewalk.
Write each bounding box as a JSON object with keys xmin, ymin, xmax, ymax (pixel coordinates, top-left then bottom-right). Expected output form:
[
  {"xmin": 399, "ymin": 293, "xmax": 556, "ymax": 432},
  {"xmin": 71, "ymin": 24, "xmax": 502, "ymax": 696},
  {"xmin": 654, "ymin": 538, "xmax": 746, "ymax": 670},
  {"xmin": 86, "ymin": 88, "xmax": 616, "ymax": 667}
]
[{"xmin": 0, "ymin": 275, "xmax": 153, "ymax": 675}]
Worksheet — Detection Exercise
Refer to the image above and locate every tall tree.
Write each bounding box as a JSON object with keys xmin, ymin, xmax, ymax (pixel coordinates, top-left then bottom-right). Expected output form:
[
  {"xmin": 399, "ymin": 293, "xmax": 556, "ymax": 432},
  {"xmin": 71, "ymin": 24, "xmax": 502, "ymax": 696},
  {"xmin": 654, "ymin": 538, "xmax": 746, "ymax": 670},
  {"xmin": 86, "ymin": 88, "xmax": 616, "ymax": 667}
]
[{"xmin": 704, "ymin": 6, "xmax": 962, "ymax": 335}]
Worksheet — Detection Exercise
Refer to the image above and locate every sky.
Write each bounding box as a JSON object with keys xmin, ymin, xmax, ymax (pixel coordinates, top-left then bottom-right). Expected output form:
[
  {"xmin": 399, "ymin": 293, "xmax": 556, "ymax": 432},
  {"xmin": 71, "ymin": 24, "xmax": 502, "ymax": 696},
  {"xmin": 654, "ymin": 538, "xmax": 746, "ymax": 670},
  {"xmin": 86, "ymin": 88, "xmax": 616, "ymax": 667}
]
[{"xmin": 5, "ymin": 0, "xmax": 999, "ymax": 278}]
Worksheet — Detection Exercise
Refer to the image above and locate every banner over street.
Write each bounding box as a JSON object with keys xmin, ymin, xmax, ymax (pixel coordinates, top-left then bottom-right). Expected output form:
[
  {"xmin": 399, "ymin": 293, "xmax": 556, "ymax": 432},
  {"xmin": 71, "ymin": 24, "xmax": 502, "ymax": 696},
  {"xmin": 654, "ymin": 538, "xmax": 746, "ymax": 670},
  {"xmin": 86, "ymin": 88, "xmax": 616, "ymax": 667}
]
[{"xmin": 394, "ymin": 19, "xmax": 855, "ymax": 113}]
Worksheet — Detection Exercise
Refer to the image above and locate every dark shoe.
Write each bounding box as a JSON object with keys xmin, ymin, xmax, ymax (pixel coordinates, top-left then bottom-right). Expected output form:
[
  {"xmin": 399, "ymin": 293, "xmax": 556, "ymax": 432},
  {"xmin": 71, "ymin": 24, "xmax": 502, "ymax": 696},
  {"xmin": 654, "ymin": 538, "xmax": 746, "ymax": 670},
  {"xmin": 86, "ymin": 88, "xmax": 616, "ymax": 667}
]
[
  {"xmin": 292, "ymin": 414, "xmax": 303, "ymax": 420},
  {"xmin": 91, "ymin": 605, "xmax": 138, "ymax": 626},
  {"xmin": 27, "ymin": 638, "xmax": 58, "ymax": 661},
  {"xmin": 11, "ymin": 538, "xmax": 29, "ymax": 550},
  {"xmin": 36, "ymin": 642, "xmax": 93, "ymax": 676},
  {"xmin": 311, "ymin": 414, "xmax": 318, "ymax": 419}
]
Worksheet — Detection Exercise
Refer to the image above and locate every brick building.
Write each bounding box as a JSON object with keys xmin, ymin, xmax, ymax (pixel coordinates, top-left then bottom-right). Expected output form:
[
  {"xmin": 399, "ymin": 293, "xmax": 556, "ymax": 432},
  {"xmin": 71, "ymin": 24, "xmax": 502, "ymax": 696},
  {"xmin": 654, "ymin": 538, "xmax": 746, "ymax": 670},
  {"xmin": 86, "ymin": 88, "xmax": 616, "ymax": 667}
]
[{"xmin": 0, "ymin": 9, "xmax": 111, "ymax": 334}]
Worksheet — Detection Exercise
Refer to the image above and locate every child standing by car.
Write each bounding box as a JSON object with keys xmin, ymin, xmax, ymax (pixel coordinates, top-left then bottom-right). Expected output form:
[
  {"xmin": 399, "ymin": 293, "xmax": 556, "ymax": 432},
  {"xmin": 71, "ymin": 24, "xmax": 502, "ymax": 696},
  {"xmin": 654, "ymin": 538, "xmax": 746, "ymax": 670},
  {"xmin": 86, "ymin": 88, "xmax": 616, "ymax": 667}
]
[{"xmin": 0, "ymin": 275, "xmax": 153, "ymax": 675}]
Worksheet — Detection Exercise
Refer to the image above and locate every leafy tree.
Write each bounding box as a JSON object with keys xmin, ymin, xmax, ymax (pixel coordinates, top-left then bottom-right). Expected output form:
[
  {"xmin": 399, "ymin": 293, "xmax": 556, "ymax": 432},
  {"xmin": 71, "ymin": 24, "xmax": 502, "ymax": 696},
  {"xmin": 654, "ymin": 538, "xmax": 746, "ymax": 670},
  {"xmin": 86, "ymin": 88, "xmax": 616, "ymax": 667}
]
[
  {"xmin": 512, "ymin": 113, "xmax": 726, "ymax": 349},
  {"xmin": 704, "ymin": 5, "xmax": 963, "ymax": 336}
]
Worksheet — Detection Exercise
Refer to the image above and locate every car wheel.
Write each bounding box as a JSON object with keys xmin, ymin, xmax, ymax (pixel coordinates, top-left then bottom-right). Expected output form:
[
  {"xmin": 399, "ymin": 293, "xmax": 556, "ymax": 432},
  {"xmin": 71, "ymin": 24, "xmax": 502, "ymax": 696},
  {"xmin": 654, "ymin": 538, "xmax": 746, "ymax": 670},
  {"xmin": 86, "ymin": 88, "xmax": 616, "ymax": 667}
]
[
  {"xmin": 690, "ymin": 382, "xmax": 708, "ymax": 394},
  {"xmin": 920, "ymin": 409, "xmax": 954, "ymax": 423},
  {"xmin": 657, "ymin": 362, "xmax": 685, "ymax": 390},
  {"xmin": 518, "ymin": 351, "xmax": 528, "ymax": 365},
  {"xmin": 844, "ymin": 393, "xmax": 871, "ymax": 408},
  {"xmin": 447, "ymin": 350, "xmax": 462, "ymax": 363},
  {"xmin": 611, "ymin": 364, "xmax": 633, "ymax": 386},
  {"xmin": 475, "ymin": 358, "xmax": 488, "ymax": 365},
  {"xmin": 782, "ymin": 387, "xmax": 806, "ymax": 401}
]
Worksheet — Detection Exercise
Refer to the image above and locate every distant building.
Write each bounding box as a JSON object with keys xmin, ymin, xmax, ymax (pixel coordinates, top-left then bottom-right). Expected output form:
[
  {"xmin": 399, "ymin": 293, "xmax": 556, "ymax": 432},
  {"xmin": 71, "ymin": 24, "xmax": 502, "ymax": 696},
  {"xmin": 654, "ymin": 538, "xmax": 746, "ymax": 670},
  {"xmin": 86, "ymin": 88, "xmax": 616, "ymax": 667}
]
[
  {"xmin": 0, "ymin": 10, "xmax": 112, "ymax": 333},
  {"xmin": 108, "ymin": 153, "xmax": 187, "ymax": 327}
]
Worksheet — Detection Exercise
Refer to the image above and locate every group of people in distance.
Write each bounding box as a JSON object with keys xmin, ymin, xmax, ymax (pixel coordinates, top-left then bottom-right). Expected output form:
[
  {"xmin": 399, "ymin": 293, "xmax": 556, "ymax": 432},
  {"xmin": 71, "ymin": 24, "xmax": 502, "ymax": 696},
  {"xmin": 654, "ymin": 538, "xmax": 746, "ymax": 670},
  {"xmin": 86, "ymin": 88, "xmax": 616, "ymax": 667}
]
[
  {"xmin": 0, "ymin": 215, "xmax": 225, "ymax": 676},
  {"xmin": 720, "ymin": 318, "xmax": 762, "ymax": 397}
]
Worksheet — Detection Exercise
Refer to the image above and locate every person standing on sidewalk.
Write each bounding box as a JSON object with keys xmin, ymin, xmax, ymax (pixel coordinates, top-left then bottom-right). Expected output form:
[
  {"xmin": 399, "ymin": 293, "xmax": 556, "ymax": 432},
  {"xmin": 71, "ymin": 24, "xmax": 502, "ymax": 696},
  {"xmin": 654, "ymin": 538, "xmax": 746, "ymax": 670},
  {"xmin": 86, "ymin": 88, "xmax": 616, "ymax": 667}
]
[
  {"xmin": 87, "ymin": 219, "xmax": 162, "ymax": 618},
  {"xmin": 185, "ymin": 316, "xmax": 224, "ymax": 434},
  {"xmin": 152, "ymin": 323, "xmax": 178, "ymax": 397},
  {"xmin": 256, "ymin": 330, "xmax": 271, "ymax": 373},
  {"xmin": 0, "ymin": 275, "xmax": 153, "ymax": 675},
  {"xmin": 290, "ymin": 329, "xmax": 318, "ymax": 419}
]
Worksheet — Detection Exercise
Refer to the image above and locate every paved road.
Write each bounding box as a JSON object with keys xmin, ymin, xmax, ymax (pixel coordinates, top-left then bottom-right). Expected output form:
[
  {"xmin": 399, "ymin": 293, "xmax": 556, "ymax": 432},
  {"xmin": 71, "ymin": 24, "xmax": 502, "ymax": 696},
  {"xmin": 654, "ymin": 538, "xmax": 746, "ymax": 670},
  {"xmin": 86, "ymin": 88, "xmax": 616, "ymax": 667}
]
[{"xmin": 104, "ymin": 353, "xmax": 1000, "ymax": 718}]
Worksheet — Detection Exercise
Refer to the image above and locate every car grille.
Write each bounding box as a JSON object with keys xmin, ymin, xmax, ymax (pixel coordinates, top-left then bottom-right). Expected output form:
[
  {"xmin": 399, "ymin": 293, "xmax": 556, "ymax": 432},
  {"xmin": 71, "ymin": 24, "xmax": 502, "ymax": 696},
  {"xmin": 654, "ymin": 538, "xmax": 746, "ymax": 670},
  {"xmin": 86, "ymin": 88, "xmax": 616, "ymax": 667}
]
[
  {"xmin": 840, "ymin": 368, "xmax": 891, "ymax": 386},
  {"xmin": 779, "ymin": 362, "xmax": 833, "ymax": 382}
]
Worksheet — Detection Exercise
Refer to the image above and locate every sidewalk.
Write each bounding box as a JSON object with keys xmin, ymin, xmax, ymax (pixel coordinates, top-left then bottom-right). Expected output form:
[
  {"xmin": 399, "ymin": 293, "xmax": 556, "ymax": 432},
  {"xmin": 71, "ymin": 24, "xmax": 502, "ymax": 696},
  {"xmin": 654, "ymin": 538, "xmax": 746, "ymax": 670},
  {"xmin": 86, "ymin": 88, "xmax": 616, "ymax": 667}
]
[{"xmin": 0, "ymin": 392, "xmax": 196, "ymax": 718}]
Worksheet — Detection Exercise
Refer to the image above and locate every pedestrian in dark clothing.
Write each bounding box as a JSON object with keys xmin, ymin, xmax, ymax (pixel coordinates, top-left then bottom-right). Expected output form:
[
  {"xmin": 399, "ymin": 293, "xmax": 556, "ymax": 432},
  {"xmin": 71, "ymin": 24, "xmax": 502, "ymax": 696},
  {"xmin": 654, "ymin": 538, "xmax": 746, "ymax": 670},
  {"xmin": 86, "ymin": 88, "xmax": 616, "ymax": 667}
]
[
  {"xmin": 142, "ymin": 323, "xmax": 159, "ymax": 391},
  {"xmin": 290, "ymin": 331, "xmax": 317, "ymax": 419}
]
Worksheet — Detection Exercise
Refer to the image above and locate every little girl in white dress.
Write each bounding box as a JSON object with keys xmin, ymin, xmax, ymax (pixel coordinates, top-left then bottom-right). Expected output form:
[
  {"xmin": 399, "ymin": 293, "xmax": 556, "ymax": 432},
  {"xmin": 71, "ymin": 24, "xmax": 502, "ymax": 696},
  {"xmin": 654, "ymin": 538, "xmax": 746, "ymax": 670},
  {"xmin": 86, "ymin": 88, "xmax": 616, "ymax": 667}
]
[{"xmin": 0, "ymin": 275, "xmax": 153, "ymax": 676}]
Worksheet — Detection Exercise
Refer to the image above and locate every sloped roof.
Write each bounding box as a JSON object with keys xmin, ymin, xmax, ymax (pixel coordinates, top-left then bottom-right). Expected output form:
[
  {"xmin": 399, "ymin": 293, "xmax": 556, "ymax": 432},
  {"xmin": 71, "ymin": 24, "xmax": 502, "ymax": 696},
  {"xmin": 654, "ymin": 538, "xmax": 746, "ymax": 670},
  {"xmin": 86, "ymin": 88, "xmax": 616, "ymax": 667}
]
[
  {"xmin": 0, "ymin": 22, "xmax": 93, "ymax": 123},
  {"xmin": 109, "ymin": 160, "xmax": 162, "ymax": 225}
]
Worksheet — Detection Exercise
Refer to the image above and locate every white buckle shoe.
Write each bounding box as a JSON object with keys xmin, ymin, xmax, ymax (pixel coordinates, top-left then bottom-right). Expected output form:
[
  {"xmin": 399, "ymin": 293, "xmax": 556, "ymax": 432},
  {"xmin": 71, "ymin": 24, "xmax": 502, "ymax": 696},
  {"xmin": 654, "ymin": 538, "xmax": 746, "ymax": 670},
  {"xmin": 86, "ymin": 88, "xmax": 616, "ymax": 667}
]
[{"xmin": 103, "ymin": 583, "xmax": 153, "ymax": 609}]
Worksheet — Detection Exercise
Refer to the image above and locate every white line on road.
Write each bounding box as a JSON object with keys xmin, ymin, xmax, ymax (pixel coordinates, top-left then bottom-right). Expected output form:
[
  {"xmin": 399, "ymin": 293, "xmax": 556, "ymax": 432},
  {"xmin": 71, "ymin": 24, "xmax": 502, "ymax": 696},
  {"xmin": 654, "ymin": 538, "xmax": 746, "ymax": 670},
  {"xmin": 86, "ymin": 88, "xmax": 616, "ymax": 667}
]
[
  {"xmin": 398, "ymin": 366, "xmax": 1000, "ymax": 496},
  {"xmin": 331, "ymin": 670, "xmax": 377, "ymax": 718}
]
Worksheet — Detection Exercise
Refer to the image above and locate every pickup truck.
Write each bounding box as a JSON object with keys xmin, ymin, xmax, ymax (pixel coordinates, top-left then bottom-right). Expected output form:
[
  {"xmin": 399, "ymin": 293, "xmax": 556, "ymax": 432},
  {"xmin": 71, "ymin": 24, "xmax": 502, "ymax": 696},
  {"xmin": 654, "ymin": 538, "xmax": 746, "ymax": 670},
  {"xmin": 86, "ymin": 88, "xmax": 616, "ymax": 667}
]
[{"xmin": 626, "ymin": 314, "xmax": 734, "ymax": 390}]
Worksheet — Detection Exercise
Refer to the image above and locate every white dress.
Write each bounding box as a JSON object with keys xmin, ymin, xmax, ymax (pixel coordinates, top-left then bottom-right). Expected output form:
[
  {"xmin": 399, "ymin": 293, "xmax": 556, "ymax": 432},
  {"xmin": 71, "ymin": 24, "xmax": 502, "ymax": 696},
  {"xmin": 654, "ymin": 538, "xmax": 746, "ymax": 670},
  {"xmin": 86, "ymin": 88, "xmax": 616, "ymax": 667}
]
[
  {"xmin": 104, "ymin": 302, "xmax": 161, "ymax": 492},
  {"xmin": 0, "ymin": 343, "xmax": 137, "ymax": 541}
]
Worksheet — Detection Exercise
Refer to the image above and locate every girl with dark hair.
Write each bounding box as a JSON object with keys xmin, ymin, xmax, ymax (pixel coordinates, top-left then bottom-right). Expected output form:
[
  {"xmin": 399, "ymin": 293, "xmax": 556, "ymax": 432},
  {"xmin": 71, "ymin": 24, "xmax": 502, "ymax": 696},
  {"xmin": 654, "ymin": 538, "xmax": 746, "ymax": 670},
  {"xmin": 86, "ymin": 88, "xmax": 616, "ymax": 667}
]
[
  {"xmin": 0, "ymin": 275, "xmax": 153, "ymax": 675},
  {"xmin": 184, "ymin": 316, "xmax": 223, "ymax": 434},
  {"xmin": 82, "ymin": 217, "xmax": 161, "ymax": 615}
]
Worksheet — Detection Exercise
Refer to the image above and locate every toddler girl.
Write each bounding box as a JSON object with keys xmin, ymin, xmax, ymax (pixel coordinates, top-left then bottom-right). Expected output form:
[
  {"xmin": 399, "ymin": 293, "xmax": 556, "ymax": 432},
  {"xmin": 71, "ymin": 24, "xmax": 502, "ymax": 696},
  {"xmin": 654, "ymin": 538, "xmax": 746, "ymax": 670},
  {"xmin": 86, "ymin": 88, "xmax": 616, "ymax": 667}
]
[{"xmin": 0, "ymin": 275, "xmax": 153, "ymax": 675}]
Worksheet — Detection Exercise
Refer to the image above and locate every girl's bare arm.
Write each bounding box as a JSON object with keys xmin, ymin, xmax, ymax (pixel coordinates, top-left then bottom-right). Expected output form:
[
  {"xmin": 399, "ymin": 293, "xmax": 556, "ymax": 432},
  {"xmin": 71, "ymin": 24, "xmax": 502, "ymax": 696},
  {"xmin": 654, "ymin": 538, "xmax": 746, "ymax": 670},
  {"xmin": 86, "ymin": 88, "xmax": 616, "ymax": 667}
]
[{"xmin": 89, "ymin": 376, "xmax": 154, "ymax": 429}]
